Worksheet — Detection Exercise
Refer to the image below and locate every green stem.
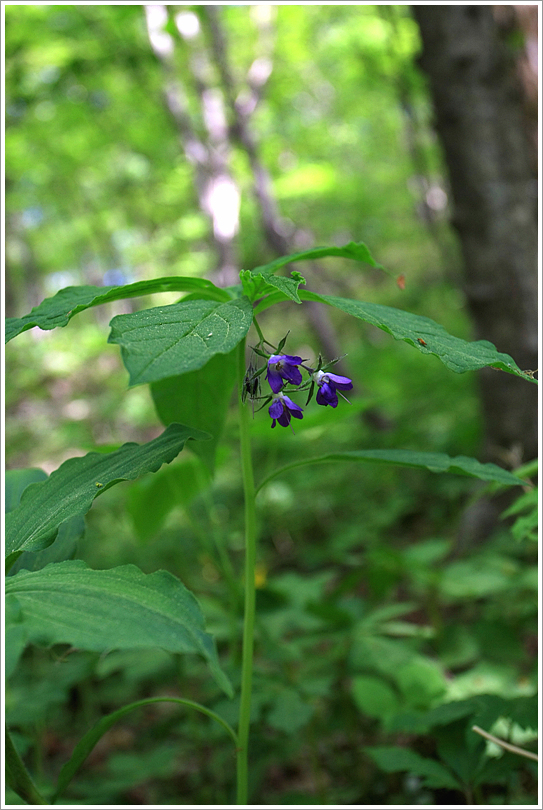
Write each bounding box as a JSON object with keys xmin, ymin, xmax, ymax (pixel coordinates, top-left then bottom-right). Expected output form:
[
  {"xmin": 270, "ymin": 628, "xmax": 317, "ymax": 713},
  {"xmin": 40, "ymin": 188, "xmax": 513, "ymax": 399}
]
[
  {"xmin": 236, "ymin": 338, "xmax": 258, "ymax": 805},
  {"xmin": 252, "ymin": 315, "xmax": 266, "ymax": 344},
  {"xmin": 5, "ymin": 724, "xmax": 48, "ymax": 805}
]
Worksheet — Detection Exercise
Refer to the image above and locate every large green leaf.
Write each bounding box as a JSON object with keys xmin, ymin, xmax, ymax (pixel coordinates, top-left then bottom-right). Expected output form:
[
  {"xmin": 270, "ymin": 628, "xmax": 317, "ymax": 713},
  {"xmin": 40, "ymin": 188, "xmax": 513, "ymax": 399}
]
[
  {"xmin": 5, "ymin": 560, "xmax": 232, "ymax": 696},
  {"xmin": 5, "ymin": 423, "xmax": 209, "ymax": 563},
  {"xmin": 5, "ymin": 277, "xmax": 230, "ymax": 343},
  {"xmin": 5, "ymin": 469, "xmax": 84, "ymax": 575},
  {"xmin": 255, "ymin": 449, "xmax": 528, "ymax": 494},
  {"xmin": 299, "ymin": 291, "xmax": 535, "ymax": 382},
  {"xmin": 241, "ymin": 240, "xmax": 385, "ymax": 304},
  {"xmin": 108, "ymin": 297, "xmax": 253, "ymax": 386},
  {"xmin": 151, "ymin": 349, "xmax": 238, "ymax": 472}
]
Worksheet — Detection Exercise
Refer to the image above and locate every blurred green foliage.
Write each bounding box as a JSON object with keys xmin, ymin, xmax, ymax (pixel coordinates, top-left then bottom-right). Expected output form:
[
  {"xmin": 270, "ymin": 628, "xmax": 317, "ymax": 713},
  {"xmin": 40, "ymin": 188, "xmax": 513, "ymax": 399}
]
[{"xmin": 5, "ymin": 4, "xmax": 537, "ymax": 806}]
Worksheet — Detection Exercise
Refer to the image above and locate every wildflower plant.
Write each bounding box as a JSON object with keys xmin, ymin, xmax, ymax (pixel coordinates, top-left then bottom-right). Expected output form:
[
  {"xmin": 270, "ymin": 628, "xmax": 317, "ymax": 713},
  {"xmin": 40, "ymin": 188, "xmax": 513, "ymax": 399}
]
[
  {"xmin": 244, "ymin": 337, "xmax": 354, "ymax": 430},
  {"xmin": 4, "ymin": 241, "xmax": 536, "ymax": 805}
]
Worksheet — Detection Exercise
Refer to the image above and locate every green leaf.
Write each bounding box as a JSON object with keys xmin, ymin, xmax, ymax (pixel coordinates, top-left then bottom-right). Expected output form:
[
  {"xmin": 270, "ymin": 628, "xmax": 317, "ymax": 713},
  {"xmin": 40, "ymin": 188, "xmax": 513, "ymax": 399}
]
[
  {"xmin": 351, "ymin": 675, "xmax": 401, "ymax": 721},
  {"xmin": 5, "ymin": 468, "xmax": 48, "ymax": 512},
  {"xmin": 151, "ymin": 349, "xmax": 237, "ymax": 472},
  {"xmin": 240, "ymin": 268, "xmax": 302, "ymax": 304},
  {"xmin": 300, "ymin": 291, "xmax": 535, "ymax": 382},
  {"xmin": 435, "ymin": 720, "xmax": 482, "ymax": 785},
  {"xmin": 127, "ymin": 456, "xmax": 210, "ymax": 543},
  {"xmin": 5, "ymin": 469, "xmax": 85, "ymax": 576},
  {"xmin": 350, "ymin": 636, "xmax": 447, "ymax": 711},
  {"xmin": 108, "ymin": 297, "xmax": 253, "ymax": 386},
  {"xmin": 364, "ymin": 746, "xmax": 461, "ymax": 790},
  {"xmin": 5, "ymin": 277, "xmax": 230, "ymax": 343},
  {"xmin": 267, "ymin": 688, "xmax": 315, "ymax": 734},
  {"xmin": 501, "ymin": 487, "xmax": 539, "ymax": 542},
  {"xmin": 256, "ymin": 449, "xmax": 528, "ymax": 494},
  {"xmin": 394, "ymin": 657, "xmax": 447, "ymax": 709},
  {"xmin": 439, "ymin": 554, "xmax": 529, "ymax": 599},
  {"xmin": 5, "ymin": 560, "xmax": 232, "ymax": 697},
  {"xmin": 242, "ymin": 240, "xmax": 384, "ymax": 304},
  {"xmin": 251, "ymin": 241, "xmax": 384, "ymax": 279},
  {"xmin": 5, "ymin": 423, "xmax": 209, "ymax": 562},
  {"xmin": 389, "ymin": 698, "xmax": 481, "ymax": 734},
  {"xmin": 5, "ymin": 597, "xmax": 27, "ymax": 682},
  {"xmin": 8, "ymin": 515, "xmax": 85, "ymax": 577}
]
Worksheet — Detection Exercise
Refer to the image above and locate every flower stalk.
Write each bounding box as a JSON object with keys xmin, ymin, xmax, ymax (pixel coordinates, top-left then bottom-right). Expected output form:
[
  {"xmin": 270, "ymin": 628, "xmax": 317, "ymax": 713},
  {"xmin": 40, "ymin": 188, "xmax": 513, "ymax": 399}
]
[
  {"xmin": 235, "ymin": 331, "xmax": 353, "ymax": 801},
  {"xmin": 236, "ymin": 338, "xmax": 258, "ymax": 805}
]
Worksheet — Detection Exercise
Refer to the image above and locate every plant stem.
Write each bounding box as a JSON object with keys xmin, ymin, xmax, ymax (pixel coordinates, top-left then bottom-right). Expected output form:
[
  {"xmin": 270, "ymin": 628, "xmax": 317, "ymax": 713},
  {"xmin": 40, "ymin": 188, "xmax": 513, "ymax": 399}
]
[
  {"xmin": 472, "ymin": 725, "xmax": 538, "ymax": 761},
  {"xmin": 236, "ymin": 338, "xmax": 258, "ymax": 805},
  {"xmin": 5, "ymin": 725, "xmax": 48, "ymax": 805},
  {"xmin": 252, "ymin": 315, "xmax": 266, "ymax": 344}
]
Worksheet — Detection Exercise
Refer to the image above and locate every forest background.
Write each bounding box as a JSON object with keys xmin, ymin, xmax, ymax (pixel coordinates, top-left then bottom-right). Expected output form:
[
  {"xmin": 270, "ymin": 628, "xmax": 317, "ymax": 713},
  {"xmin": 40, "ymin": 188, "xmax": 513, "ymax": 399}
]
[{"xmin": 4, "ymin": 4, "xmax": 539, "ymax": 806}]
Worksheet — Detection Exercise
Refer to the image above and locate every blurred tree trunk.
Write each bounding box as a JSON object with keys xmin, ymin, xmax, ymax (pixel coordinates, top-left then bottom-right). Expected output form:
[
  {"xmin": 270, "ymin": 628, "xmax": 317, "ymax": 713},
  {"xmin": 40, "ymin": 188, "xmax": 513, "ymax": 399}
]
[
  {"xmin": 412, "ymin": 5, "xmax": 538, "ymax": 468},
  {"xmin": 144, "ymin": 5, "xmax": 240, "ymax": 286},
  {"xmin": 202, "ymin": 5, "xmax": 391, "ymax": 429}
]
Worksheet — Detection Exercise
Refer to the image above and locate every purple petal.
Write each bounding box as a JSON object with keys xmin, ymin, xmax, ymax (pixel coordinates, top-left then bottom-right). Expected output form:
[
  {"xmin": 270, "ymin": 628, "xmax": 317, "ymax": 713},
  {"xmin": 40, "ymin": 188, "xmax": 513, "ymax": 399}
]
[
  {"xmin": 282, "ymin": 366, "xmax": 302, "ymax": 386},
  {"xmin": 316, "ymin": 383, "xmax": 338, "ymax": 408},
  {"xmin": 282, "ymin": 395, "xmax": 304, "ymax": 416},
  {"xmin": 269, "ymin": 399, "xmax": 284, "ymax": 419},
  {"xmin": 266, "ymin": 368, "xmax": 285, "ymax": 393},
  {"xmin": 325, "ymin": 373, "xmax": 353, "ymax": 390}
]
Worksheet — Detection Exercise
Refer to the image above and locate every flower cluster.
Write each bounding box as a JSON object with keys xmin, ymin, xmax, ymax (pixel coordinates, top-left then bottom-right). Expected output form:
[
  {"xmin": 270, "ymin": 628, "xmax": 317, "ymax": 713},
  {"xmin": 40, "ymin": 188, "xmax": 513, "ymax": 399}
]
[{"xmin": 244, "ymin": 336, "xmax": 353, "ymax": 431}]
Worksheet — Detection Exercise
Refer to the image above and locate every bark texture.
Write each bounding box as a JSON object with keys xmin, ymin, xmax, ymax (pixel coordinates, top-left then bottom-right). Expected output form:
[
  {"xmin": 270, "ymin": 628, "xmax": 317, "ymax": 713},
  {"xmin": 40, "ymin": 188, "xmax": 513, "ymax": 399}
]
[{"xmin": 412, "ymin": 5, "xmax": 538, "ymax": 466}]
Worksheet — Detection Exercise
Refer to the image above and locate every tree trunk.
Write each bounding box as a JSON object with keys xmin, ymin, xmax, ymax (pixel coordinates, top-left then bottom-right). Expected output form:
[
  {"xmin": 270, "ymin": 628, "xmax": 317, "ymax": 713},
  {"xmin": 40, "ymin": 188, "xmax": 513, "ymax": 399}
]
[{"xmin": 412, "ymin": 5, "xmax": 538, "ymax": 468}]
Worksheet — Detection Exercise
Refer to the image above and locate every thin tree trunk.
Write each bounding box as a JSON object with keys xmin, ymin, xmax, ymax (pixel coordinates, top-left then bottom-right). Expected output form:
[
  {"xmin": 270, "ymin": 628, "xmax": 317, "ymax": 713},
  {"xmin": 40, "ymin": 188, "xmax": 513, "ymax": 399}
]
[
  {"xmin": 203, "ymin": 6, "xmax": 391, "ymax": 429},
  {"xmin": 412, "ymin": 5, "xmax": 538, "ymax": 467},
  {"xmin": 145, "ymin": 5, "xmax": 240, "ymax": 285}
]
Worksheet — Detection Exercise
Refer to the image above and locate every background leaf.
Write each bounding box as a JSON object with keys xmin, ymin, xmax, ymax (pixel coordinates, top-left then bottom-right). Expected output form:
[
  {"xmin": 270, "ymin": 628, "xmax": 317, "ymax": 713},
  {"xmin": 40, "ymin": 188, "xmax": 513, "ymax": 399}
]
[
  {"xmin": 151, "ymin": 349, "xmax": 238, "ymax": 473},
  {"xmin": 5, "ymin": 560, "xmax": 232, "ymax": 696},
  {"xmin": 364, "ymin": 746, "xmax": 461, "ymax": 790},
  {"xmin": 5, "ymin": 468, "xmax": 48, "ymax": 511},
  {"xmin": 108, "ymin": 297, "xmax": 253, "ymax": 386},
  {"xmin": 266, "ymin": 688, "xmax": 315, "ymax": 734},
  {"xmin": 351, "ymin": 675, "xmax": 401, "ymax": 721},
  {"xmin": 127, "ymin": 456, "xmax": 210, "ymax": 543},
  {"xmin": 5, "ymin": 423, "xmax": 209, "ymax": 561}
]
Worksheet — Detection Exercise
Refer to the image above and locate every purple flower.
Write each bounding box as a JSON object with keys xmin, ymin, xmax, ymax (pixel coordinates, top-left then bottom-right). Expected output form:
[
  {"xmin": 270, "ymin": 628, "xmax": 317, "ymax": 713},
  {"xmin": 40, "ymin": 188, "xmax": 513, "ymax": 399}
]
[
  {"xmin": 313, "ymin": 370, "xmax": 353, "ymax": 408},
  {"xmin": 266, "ymin": 354, "xmax": 303, "ymax": 393},
  {"xmin": 269, "ymin": 393, "xmax": 304, "ymax": 428}
]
